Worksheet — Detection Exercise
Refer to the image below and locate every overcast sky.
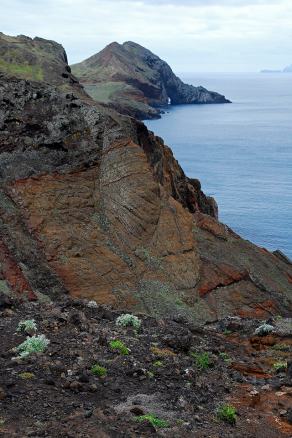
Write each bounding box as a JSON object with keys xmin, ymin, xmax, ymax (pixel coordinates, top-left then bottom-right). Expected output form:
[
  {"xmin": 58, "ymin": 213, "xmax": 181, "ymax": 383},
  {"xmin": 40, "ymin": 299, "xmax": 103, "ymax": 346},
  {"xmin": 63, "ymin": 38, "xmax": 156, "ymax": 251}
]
[{"xmin": 1, "ymin": 0, "xmax": 292, "ymax": 72}]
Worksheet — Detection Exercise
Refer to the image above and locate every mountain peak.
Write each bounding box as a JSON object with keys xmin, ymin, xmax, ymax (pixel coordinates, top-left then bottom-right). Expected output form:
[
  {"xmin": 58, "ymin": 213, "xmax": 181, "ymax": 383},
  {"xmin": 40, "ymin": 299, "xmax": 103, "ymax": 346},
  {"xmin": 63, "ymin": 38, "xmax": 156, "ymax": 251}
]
[{"xmin": 71, "ymin": 41, "xmax": 230, "ymax": 119}]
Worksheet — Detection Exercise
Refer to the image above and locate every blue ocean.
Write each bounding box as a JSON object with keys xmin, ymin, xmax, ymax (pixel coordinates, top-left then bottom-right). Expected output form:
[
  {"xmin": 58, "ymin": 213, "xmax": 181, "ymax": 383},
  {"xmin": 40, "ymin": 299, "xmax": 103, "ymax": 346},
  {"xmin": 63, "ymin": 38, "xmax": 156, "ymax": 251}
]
[{"xmin": 145, "ymin": 73, "xmax": 292, "ymax": 258}]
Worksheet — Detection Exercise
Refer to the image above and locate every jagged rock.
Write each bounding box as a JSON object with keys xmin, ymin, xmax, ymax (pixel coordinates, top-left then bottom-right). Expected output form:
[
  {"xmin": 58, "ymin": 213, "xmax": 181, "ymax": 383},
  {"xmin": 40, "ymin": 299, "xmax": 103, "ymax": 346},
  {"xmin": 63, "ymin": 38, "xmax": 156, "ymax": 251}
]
[
  {"xmin": 0, "ymin": 32, "xmax": 85, "ymax": 97},
  {"xmin": 71, "ymin": 41, "xmax": 230, "ymax": 119}
]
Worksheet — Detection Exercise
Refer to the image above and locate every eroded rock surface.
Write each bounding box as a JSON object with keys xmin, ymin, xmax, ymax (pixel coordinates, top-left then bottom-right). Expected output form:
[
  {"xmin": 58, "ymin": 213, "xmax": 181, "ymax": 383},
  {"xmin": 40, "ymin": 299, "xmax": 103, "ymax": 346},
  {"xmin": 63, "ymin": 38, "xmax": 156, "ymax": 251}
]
[{"xmin": 0, "ymin": 71, "xmax": 291, "ymax": 322}]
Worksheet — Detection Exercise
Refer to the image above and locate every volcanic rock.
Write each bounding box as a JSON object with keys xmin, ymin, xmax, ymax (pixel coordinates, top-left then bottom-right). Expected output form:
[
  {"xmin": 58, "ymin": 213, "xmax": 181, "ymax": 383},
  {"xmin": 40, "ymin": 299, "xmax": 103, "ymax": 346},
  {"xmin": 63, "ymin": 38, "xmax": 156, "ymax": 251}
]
[{"xmin": 71, "ymin": 41, "xmax": 230, "ymax": 119}]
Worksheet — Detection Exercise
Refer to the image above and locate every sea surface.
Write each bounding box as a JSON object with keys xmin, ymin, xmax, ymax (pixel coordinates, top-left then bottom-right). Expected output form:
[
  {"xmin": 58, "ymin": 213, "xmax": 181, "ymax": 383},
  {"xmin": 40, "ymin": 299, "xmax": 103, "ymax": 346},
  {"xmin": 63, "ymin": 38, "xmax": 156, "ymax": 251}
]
[{"xmin": 145, "ymin": 73, "xmax": 292, "ymax": 258}]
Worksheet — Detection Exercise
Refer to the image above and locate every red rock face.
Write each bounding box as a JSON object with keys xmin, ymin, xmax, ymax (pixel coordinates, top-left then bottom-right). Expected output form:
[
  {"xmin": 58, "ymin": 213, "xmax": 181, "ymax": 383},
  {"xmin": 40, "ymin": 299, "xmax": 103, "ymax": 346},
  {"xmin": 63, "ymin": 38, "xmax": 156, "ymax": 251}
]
[
  {"xmin": 0, "ymin": 241, "xmax": 36, "ymax": 300},
  {"xmin": 0, "ymin": 74, "xmax": 291, "ymax": 322}
]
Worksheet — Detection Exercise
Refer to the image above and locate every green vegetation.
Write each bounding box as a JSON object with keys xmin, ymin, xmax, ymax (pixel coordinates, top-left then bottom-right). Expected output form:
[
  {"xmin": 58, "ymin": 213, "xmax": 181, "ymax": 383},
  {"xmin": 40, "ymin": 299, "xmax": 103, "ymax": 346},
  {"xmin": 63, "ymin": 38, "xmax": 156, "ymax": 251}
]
[
  {"xmin": 19, "ymin": 372, "xmax": 35, "ymax": 380},
  {"xmin": 271, "ymin": 343, "xmax": 290, "ymax": 352},
  {"xmin": 91, "ymin": 364, "xmax": 107, "ymax": 377},
  {"xmin": 219, "ymin": 352, "xmax": 232, "ymax": 364},
  {"xmin": 109, "ymin": 339, "xmax": 129, "ymax": 355},
  {"xmin": 135, "ymin": 414, "xmax": 169, "ymax": 428},
  {"xmin": 0, "ymin": 417, "xmax": 5, "ymax": 427},
  {"xmin": 83, "ymin": 82, "xmax": 128, "ymax": 103},
  {"xmin": 272, "ymin": 361, "xmax": 287, "ymax": 372},
  {"xmin": 217, "ymin": 404, "xmax": 237, "ymax": 424},
  {"xmin": 135, "ymin": 280, "xmax": 196, "ymax": 321},
  {"xmin": 17, "ymin": 319, "xmax": 37, "ymax": 333},
  {"xmin": 223, "ymin": 329, "xmax": 232, "ymax": 336},
  {"xmin": 0, "ymin": 59, "xmax": 43, "ymax": 81},
  {"xmin": 115, "ymin": 313, "xmax": 141, "ymax": 330},
  {"xmin": 191, "ymin": 351, "xmax": 211, "ymax": 370},
  {"xmin": 134, "ymin": 247, "xmax": 162, "ymax": 270},
  {"xmin": 15, "ymin": 334, "xmax": 50, "ymax": 358},
  {"xmin": 152, "ymin": 360, "xmax": 163, "ymax": 368}
]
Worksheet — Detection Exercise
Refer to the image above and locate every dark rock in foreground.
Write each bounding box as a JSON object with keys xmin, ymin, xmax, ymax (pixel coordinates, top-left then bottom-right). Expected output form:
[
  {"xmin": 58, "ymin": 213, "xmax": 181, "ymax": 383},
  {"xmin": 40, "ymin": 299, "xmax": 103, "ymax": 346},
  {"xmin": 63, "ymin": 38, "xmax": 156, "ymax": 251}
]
[
  {"xmin": 71, "ymin": 41, "xmax": 231, "ymax": 119},
  {"xmin": 0, "ymin": 298, "xmax": 291, "ymax": 437}
]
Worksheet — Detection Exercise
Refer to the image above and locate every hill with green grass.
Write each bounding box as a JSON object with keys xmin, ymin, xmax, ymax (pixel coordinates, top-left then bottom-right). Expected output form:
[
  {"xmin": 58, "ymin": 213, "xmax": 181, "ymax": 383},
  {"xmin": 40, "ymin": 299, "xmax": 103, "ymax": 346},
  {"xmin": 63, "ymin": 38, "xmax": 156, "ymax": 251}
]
[
  {"xmin": 71, "ymin": 41, "xmax": 230, "ymax": 119},
  {"xmin": 0, "ymin": 32, "xmax": 85, "ymax": 96}
]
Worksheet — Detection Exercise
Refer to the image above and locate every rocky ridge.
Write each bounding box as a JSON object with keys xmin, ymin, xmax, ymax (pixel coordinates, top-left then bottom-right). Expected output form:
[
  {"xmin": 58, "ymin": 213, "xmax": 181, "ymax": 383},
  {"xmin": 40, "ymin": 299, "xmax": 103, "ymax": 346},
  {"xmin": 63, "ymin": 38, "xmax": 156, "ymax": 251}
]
[
  {"xmin": 0, "ymin": 32, "xmax": 86, "ymax": 98},
  {"xmin": 71, "ymin": 41, "xmax": 230, "ymax": 119}
]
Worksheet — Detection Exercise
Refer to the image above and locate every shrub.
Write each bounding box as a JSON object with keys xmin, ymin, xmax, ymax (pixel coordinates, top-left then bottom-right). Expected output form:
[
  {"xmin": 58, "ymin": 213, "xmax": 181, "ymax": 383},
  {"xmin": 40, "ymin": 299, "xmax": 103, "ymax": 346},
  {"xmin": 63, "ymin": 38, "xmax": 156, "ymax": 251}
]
[
  {"xmin": 152, "ymin": 360, "xmax": 163, "ymax": 367},
  {"xmin": 271, "ymin": 343, "xmax": 289, "ymax": 352},
  {"xmin": 191, "ymin": 351, "xmax": 210, "ymax": 370},
  {"xmin": 87, "ymin": 300, "xmax": 98, "ymax": 309},
  {"xmin": 254, "ymin": 324, "xmax": 274, "ymax": 336},
  {"xmin": 15, "ymin": 334, "xmax": 50, "ymax": 358},
  {"xmin": 19, "ymin": 372, "xmax": 35, "ymax": 380},
  {"xmin": 217, "ymin": 404, "xmax": 237, "ymax": 424},
  {"xmin": 109, "ymin": 339, "xmax": 129, "ymax": 355},
  {"xmin": 115, "ymin": 314, "xmax": 141, "ymax": 330},
  {"xmin": 219, "ymin": 352, "xmax": 232, "ymax": 364},
  {"xmin": 91, "ymin": 364, "xmax": 107, "ymax": 377},
  {"xmin": 223, "ymin": 329, "xmax": 232, "ymax": 336},
  {"xmin": 135, "ymin": 414, "xmax": 169, "ymax": 428},
  {"xmin": 17, "ymin": 319, "xmax": 37, "ymax": 334},
  {"xmin": 272, "ymin": 361, "xmax": 287, "ymax": 372}
]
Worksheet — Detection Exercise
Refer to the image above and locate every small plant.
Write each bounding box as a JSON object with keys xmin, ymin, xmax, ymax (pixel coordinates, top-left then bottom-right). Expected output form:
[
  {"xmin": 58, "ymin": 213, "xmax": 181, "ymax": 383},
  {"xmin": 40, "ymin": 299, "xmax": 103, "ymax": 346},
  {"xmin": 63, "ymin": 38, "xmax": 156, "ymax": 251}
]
[
  {"xmin": 135, "ymin": 414, "xmax": 169, "ymax": 428},
  {"xmin": 152, "ymin": 360, "xmax": 163, "ymax": 368},
  {"xmin": 223, "ymin": 329, "xmax": 232, "ymax": 336},
  {"xmin": 15, "ymin": 334, "xmax": 50, "ymax": 358},
  {"xmin": 0, "ymin": 417, "xmax": 5, "ymax": 427},
  {"xmin": 91, "ymin": 364, "xmax": 107, "ymax": 377},
  {"xmin": 109, "ymin": 339, "xmax": 129, "ymax": 355},
  {"xmin": 254, "ymin": 323, "xmax": 274, "ymax": 336},
  {"xmin": 87, "ymin": 300, "xmax": 98, "ymax": 309},
  {"xmin": 150, "ymin": 346, "xmax": 176, "ymax": 357},
  {"xmin": 191, "ymin": 351, "xmax": 210, "ymax": 370},
  {"xmin": 115, "ymin": 314, "xmax": 141, "ymax": 330},
  {"xmin": 19, "ymin": 372, "xmax": 35, "ymax": 379},
  {"xmin": 147, "ymin": 371, "xmax": 155, "ymax": 379},
  {"xmin": 271, "ymin": 343, "xmax": 289, "ymax": 352},
  {"xmin": 219, "ymin": 352, "xmax": 232, "ymax": 364},
  {"xmin": 17, "ymin": 319, "xmax": 37, "ymax": 334},
  {"xmin": 272, "ymin": 361, "xmax": 287, "ymax": 372},
  {"xmin": 217, "ymin": 404, "xmax": 237, "ymax": 424}
]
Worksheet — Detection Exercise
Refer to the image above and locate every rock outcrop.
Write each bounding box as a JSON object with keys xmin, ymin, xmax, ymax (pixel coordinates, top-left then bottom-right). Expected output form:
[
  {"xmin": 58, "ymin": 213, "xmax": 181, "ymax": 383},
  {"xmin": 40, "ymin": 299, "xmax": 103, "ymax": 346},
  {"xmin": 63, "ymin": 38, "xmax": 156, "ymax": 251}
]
[
  {"xmin": 0, "ymin": 32, "xmax": 86, "ymax": 97},
  {"xmin": 71, "ymin": 41, "xmax": 230, "ymax": 119}
]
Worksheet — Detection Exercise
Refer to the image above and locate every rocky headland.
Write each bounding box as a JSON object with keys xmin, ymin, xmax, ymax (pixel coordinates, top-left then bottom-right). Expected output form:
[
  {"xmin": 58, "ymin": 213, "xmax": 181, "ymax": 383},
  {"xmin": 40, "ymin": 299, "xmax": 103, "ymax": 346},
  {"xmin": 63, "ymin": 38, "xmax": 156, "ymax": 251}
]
[
  {"xmin": 71, "ymin": 41, "xmax": 230, "ymax": 119},
  {"xmin": 0, "ymin": 33, "xmax": 291, "ymax": 437}
]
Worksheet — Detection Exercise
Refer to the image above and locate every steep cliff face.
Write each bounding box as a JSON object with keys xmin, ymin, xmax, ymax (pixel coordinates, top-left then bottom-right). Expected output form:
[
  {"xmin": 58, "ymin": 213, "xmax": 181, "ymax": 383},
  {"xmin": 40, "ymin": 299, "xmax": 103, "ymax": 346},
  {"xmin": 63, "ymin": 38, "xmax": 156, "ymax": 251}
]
[
  {"xmin": 0, "ymin": 70, "xmax": 291, "ymax": 322},
  {"xmin": 71, "ymin": 41, "xmax": 230, "ymax": 119},
  {"xmin": 0, "ymin": 32, "xmax": 86, "ymax": 97}
]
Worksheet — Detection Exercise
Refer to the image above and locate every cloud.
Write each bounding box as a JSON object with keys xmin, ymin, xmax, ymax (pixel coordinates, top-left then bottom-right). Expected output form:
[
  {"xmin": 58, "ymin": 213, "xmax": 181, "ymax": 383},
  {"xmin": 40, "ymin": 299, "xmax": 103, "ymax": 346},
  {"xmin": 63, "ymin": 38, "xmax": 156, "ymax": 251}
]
[{"xmin": 1, "ymin": 0, "xmax": 292, "ymax": 71}]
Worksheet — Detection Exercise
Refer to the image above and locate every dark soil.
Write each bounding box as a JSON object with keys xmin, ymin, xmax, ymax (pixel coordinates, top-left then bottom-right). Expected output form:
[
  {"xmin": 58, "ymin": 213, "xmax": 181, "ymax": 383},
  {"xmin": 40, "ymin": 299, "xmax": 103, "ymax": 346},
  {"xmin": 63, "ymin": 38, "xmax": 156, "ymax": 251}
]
[{"xmin": 0, "ymin": 296, "xmax": 291, "ymax": 437}]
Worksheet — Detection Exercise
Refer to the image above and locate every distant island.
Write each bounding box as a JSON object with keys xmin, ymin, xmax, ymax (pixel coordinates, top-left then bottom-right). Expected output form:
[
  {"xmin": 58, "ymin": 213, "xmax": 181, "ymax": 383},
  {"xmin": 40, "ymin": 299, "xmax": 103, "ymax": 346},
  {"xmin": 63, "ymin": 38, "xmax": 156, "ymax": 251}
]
[
  {"xmin": 71, "ymin": 41, "xmax": 231, "ymax": 119},
  {"xmin": 261, "ymin": 63, "xmax": 292, "ymax": 73}
]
